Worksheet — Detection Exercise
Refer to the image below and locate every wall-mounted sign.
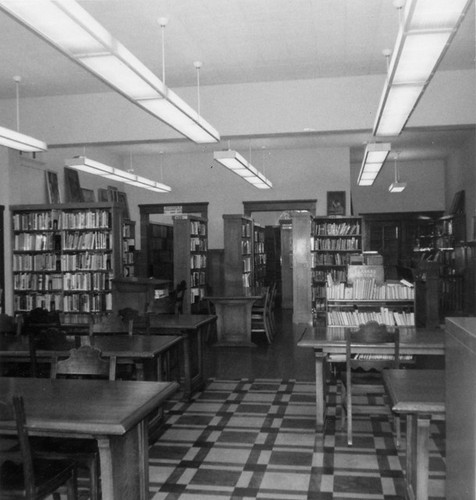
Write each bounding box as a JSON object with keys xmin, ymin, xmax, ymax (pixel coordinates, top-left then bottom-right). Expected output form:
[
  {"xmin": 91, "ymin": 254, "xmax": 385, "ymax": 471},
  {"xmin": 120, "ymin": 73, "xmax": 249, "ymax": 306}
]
[{"xmin": 164, "ymin": 205, "xmax": 183, "ymax": 215}]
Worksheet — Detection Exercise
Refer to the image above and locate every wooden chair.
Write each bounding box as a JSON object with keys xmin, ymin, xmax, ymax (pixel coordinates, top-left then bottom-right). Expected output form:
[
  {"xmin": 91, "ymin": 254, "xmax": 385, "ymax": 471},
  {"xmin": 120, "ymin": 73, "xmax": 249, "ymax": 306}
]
[
  {"xmin": 340, "ymin": 321, "xmax": 400, "ymax": 446},
  {"xmin": 251, "ymin": 286, "xmax": 273, "ymax": 343},
  {"xmin": 31, "ymin": 346, "xmax": 116, "ymax": 500},
  {"xmin": 0, "ymin": 395, "xmax": 78, "ymax": 500},
  {"xmin": 0, "ymin": 313, "xmax": 18, "ymax": 335}
]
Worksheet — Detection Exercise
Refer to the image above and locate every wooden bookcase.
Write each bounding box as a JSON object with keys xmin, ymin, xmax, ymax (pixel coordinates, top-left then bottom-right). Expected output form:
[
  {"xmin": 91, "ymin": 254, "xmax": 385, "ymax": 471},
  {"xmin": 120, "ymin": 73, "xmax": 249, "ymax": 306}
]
[
  {"xmin": 253, "ymin": 223, "xmax": 266, "ymax": 287},
  {"xmin": 311, "ymin": 216, "xmax": 362, "ymax": 319},
  {"xmin": 11, "ymin": 202, "xmax": 125, "ymax": 324},
  {"xmin": 147, "ymin": 222, "xmax": 174, "ymax": 281},
  {"xmin": 122, "ymin": 219, "xmax": 136, "ymax": 278},
  {"xmin": 326, "ymin": 278, "xmax": 415, "ymax": 327},
  {"xmin": 173, "ymin": 214, "xmax": 208, "ymax": 313},
  {"xmin": 223, "ymin": 214, "xmax": 253, "ymax": 288}
]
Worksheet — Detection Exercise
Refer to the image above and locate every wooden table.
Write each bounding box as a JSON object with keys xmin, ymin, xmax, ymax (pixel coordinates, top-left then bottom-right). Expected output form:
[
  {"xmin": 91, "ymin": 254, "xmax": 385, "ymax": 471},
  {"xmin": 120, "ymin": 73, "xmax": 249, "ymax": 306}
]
[
  {"xmin": 0, "ymin": 334, "xmax": 182, "ymax": 381},
  {"xmin": 147, "ymin": 314, "xmax": 216, "ymax": 399},
  {"xmin": 0, "ymin": 377, "xmax": 178, "ymax": 500},
  {"xmin": 297, "ymin": 325, "xmax": 445, "ymax": 429},
  {"xmin": 383, "ymin": 369, "xmax": 445, "ymax": 500},
  {"xmin": 205, "ymin": 286, "xmax": 266, "ymax": 347}
]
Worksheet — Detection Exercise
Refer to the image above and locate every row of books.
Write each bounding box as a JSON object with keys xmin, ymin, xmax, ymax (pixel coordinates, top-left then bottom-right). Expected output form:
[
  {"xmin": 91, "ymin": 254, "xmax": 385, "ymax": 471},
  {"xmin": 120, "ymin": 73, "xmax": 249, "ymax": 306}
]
[
  {"xmin": 14, "ymin": 232, "xmax": 56, "ymax": 251},
  {"xmin": 61, "ymin": 253, "xmax": 112, "ymax": 271},
  {"xmin": 312, "ymin": 222, "xmax": 360, "ymax": 236},
  {"xmin": 14, "ymin": 253, "xmax": 58, "ymax": 272},
  {"xmin": 326, "ymin": 278, "xmax": 415, "ymax": 301},
  {"xmin": 327, "ymin": 308, "xmax": 415, "ymax": 327},
  {"xmin": 311, "ymin": 252, "xmax": 352, "ymax": 266},
  {"xmin": 190, "ymin": 221, "xmax": 207, "ymax": 236},
  {"xmin": 254, "ymin": 242, "xmax": 265, "ymax": 254},
  {"xmin": 14, "ymin": 210, "xmax": 114, "ymax": 232},
  {"xmin": 312, "ymin": 268, "xmax": 346, "ymax": 282},
  {"xmin": 62, "ymin": 231, "xmax": 112, "ymax": 251},
  {"xmin": 14, "ymin": 253, "xmax": 112, "ymax": 272},
  {"xmin": 63, "ymin": 272, "xmax": 112, "ymax": 291},
  {"xmin": 191, "ymin": 270, "xmax": 206, "ymax": 287},
  {"xmin": 242, "ymin": 239, "xmax": 252, "ymax": 254},
  {"xmin": 14, "ymin": 293, "xmax": 62, "ymax": 312},
  {"xmin": 311, "ymin": 237, "xmax": 360, "ymax": 251},
  {"xmin": 243, "ymin": 256, "xmax": 252, "ymax": 273},
  {"xmin": 254, "ymin": 253, "xmax": 266, "ymax": 265},
  {"xmin": 61, "ymin": 210, "xmax": 111, "ymax": 229},
  {"xmin": 14, "ymin": 273, "xmax": 62, "ymax": 291},
  {"xmin": 13, "ymin": 211, "xmax": 60, "ymax": 231},
  {"xmin": 14, "ymin": 271, "xmax": 113, "ymax": 292},
  {"xmin": 190, "ymin": 254, "xmax": 207, "ymax": 269},
  {"xmin": 241, "ymin": 222, "xmax": 252, "ymax": 238},
  {"xmin": 63, "ymin": 292, "xmax": 113, "ymax": 313},
  {"xmin": 190, "ymin": 287, "xmax": 206, "ymax": 303},
  {"xmin": 190, "ymin": 236, "xmax": 207, "ymax": 252}
]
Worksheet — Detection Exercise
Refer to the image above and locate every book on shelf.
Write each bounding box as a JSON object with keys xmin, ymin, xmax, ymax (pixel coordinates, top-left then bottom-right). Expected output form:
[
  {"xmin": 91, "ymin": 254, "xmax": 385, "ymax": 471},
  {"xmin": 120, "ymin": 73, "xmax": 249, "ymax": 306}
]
[{"xmin": 326, "ymin": 277, "xmax": 415, "ymax": 301}]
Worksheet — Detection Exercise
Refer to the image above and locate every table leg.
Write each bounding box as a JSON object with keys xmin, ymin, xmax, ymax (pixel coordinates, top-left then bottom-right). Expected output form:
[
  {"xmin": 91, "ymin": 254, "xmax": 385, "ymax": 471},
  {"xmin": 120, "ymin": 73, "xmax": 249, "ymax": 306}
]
[
  {"xmin": 182, "ymin": 332, "xmax": 192, "ymax": 400},
  {"xmin": 406, "ymin": 413, "xmax": 431, "ymax": 500},
  {"xmin": 97, "ymin": 419, "xmax": 149, "ymax": 500},
  {"xmin": 314, "ymin": 350, "xmax": 326, "ymax": 430}
]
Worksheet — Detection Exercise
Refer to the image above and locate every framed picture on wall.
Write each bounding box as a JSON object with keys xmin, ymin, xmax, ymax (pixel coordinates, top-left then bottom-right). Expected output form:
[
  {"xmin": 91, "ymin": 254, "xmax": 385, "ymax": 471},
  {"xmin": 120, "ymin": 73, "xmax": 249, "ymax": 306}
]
[
  {"xmin": 64, "ymin": 167, "xmax": 84, "ymax": 202},
  {"xmin": 327, "ymin": 191, "xmax": 346, "ymax": 216},
  {"xmin": 117, "ymin": 191, "xmax": 130, "ymax": 219},
  {"xmin": 45, "ymin": 170, "xmax": 61, "ymax": 204},
  {"xmin": 81, "ymin": 188, "xmax": 95, "ymax": 203}
]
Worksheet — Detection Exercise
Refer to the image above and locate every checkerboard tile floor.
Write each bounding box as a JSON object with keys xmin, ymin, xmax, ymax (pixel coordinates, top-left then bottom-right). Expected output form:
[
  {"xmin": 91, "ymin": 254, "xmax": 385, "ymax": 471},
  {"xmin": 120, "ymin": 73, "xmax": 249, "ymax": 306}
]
[{"xmin": 148, "ymin": 379, "xmax": 446, "ymax": 500}]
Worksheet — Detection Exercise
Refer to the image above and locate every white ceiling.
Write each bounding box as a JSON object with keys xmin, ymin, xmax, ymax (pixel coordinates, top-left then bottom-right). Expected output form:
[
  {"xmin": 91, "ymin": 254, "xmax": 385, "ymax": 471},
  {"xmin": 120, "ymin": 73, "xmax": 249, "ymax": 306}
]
[{"xmin": 0, "ymin": 0, "xmax": 474, "ymax": 162}]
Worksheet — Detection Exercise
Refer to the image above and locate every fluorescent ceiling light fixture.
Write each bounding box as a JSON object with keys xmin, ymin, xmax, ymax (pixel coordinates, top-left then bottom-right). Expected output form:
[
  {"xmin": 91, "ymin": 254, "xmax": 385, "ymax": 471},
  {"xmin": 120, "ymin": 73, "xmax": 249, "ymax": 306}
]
[
  {"xmin": 0, "ymin": 0, "xmax": 220, "ymax": 144},
  {"xmin": 213, "ymin": 150, "xmax": 272, "ymax": 189},
  {"xmin": 373, "ymin": 0, "xmax": 472, "ymax": 137},
  {"xmin": 357, "ymin": 143, "xmax": 391, "ymax": 186},
  {"xmin": 389, "ymin": 181, "xmax": 407, "ymax": 193},
  {"xmin": 0, "ymin": 125, "xmax": 47, "ymax": 152},
  {"xmin": 65, "ymin": 156, "xmax": 171, "ymax": 193}
]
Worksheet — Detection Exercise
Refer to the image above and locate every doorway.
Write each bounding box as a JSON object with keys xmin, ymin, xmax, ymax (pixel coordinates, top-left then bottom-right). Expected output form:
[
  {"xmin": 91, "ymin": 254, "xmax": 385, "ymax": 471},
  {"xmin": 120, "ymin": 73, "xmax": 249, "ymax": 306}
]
[{"xmin": 243, "ymin": 200, "xmax": 316, "ymax": 310}]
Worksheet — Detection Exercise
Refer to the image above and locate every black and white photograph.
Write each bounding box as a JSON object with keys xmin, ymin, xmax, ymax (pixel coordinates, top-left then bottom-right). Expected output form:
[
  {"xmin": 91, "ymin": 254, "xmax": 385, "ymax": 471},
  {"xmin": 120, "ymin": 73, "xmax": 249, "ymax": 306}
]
[{"xmin": 0, "ymin": 2, "xmax": 473, "ymax": 499}]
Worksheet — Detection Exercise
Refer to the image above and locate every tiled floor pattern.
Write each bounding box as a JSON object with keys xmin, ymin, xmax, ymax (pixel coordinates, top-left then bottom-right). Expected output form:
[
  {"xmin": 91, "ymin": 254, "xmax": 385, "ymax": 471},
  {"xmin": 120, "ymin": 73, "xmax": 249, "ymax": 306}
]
[{"xmin": 148, "ymin": 379, "xmax": 446, "ymax": 500}]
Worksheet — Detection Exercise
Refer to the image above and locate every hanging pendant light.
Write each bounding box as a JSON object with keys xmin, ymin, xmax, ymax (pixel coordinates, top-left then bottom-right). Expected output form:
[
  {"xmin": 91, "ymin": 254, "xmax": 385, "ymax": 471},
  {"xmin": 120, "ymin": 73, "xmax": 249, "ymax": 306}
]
[{"xmin": 389, "ymin": 152, "xmax": 406, "ymax": 193}]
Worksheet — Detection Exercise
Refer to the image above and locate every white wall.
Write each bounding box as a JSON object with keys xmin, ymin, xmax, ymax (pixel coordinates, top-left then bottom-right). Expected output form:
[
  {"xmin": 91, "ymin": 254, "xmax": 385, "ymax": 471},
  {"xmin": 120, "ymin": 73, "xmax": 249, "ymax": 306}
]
[
  {"xmin": 445, "ymin": 132, "xmax": 476, "ymax": 239},
  {"xmin": 0, "ymin": 70, "xmax": 473, "ymax": 146},
  {"xmin": 351, "ymin": 158, "xmax": 446, "ymax": 214}
]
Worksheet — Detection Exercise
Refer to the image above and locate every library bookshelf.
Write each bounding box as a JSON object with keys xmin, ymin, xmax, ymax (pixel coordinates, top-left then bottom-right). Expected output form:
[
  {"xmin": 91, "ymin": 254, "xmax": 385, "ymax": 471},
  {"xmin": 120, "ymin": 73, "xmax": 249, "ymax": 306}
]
[
  {"xmin": 325, "ymin": 278, "xmax": 415, "ymax": 327},
  {"xmin": 173, "ymin": 214, "xmax": 208, "ymax": 313},
  {"xmin": 223, "ymin": 214, "xmax": 253, "ymax": 288},
  {"xmin": 311, "ymin": 216, "xmax": 362, "ymax": 318},
  {"xmin": 11, "ymin": 202, "xmax": 128, "ymax": 325},
  {"xmin": 253, "ymin": 223, "xmax": 266, "ymax": 287}
]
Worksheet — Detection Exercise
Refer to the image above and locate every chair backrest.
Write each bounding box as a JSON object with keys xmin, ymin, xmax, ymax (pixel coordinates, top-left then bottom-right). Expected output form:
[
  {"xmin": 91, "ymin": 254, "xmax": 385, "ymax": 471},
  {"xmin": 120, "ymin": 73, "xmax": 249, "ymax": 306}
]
[
  {"xmin": 51, "ymin": 345, "xmax": 116, "ymax": 380},
  {"xmin": 0, "ymin": 314, "xmax": 17, "ymax": 335},
  {"xmin": 346, "ymin": 321, "xmax": 400, "ymax": 371},
  {"xmin": 171, "ymin": 280, "xmax": 187, "ymax": 314},
  {"xmin": 0, "ymin": 396, "xmax": 35, "ymax": 498}
]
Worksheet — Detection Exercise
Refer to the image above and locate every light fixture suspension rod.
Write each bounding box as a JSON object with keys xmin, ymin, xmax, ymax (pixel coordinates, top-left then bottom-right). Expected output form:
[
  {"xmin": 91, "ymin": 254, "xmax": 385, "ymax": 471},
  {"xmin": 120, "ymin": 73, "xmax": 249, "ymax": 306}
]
[
  {"xmin": 194, "ymin": 61, "xmax": 202, "ymax": 117},
  {"xmin": 14, "ymin": 75, "xmax": 21, "ymax": 132},
  {"xmin": 159, "ymin": 17, "xmax": 168, "ymax": 85}
]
